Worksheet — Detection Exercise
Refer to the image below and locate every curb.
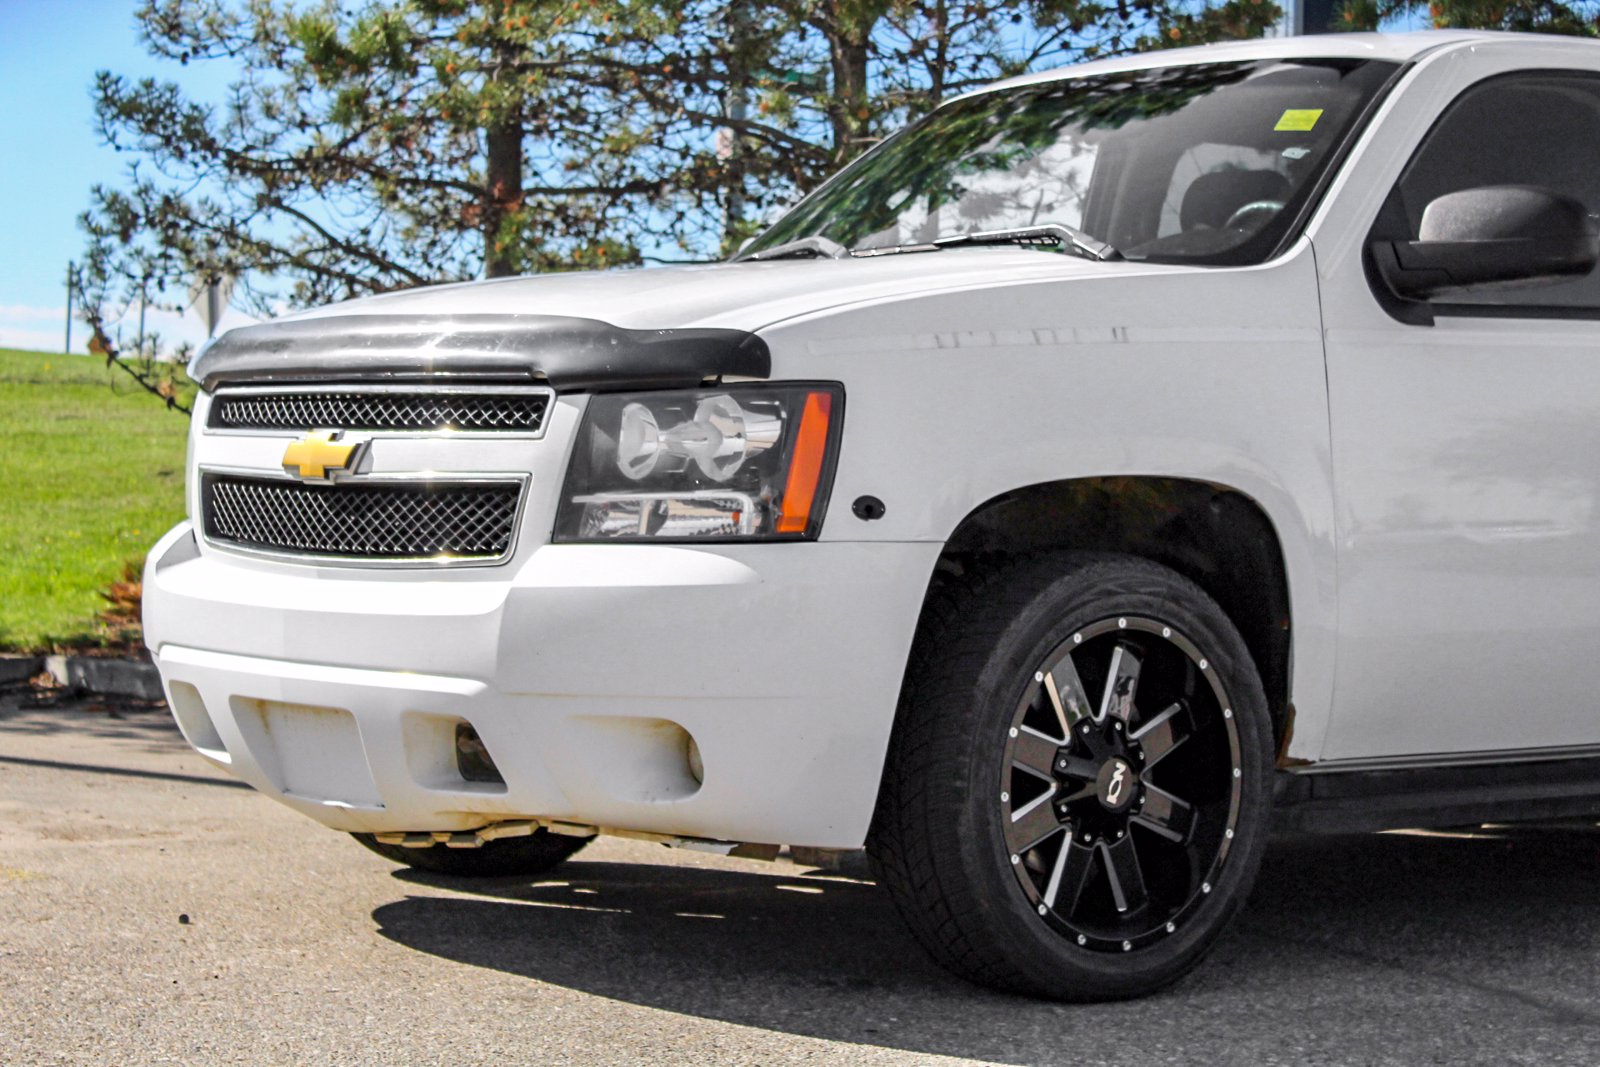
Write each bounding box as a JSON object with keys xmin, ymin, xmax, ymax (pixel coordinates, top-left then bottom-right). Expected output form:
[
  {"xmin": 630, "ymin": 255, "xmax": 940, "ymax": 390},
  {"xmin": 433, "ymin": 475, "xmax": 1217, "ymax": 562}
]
[
  {"xmin": 42, "ymin": 655, "xmax": 164, "ymax": 701},
  {"xmin": 0, "ymin": 656, "xmax": 43, "ymax": 686}
]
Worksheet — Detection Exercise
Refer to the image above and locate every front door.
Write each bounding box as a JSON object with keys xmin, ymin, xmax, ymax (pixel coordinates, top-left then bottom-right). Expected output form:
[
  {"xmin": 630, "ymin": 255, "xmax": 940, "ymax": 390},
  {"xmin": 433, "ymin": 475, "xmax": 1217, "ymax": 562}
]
[{"xmin": 1319, "ymin": 58, "xmax": 1600, "ymax": 760}]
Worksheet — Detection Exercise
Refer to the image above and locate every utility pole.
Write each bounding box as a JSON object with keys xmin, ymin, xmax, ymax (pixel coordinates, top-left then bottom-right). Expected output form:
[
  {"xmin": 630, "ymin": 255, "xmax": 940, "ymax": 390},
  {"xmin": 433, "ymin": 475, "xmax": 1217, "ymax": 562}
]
[
  {"xmin": 136, "ymin": 279, "xmax": 148, "ymax": 361},
  {"xmin": 188, "ymin": 273, "xmax": 235, "ymax": 339},
  {"xmin": 722, "ymin": 0, "xmax": 751, "ymax": 250},
  {"xmin": 1289, "ymin": 0, "xmax": 1339, "ymax": 33},
  {"xmin": 64, "ymin": 261, "xmax": 73, "ymax": 354}
]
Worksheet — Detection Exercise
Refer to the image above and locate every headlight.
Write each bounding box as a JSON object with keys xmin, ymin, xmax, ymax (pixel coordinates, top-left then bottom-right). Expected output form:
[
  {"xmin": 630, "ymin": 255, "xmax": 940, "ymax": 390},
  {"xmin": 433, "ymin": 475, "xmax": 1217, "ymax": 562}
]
[{"xmin": 555, "ymin": 383, "xmax": 842, "ymax": 541}]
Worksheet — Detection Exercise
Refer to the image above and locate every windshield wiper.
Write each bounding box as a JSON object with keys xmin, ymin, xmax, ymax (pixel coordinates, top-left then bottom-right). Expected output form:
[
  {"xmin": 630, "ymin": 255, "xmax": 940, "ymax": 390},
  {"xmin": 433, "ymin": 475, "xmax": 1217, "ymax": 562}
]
[
  {"xmin": 933, "ymin": 224, "xmax": 1122, "ymax": 263},
  {"xmin": 740, "ymin": 235, "xmax": 850, "ymax": 262},
  {"xmin": 744, "ymin": 225, "xmax": 1120, "ymax": 263},
  {"xmin": 849, "ymin": 242, "xmax": 939, "ymax": 258}
]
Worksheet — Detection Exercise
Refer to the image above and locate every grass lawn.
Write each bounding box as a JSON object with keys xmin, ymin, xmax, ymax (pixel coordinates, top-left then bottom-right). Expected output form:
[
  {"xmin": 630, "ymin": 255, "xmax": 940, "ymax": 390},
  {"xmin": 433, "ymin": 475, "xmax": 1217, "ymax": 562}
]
[{"xmin": 0, "ymin": 348, "xmax": 191, "ymax": 651}]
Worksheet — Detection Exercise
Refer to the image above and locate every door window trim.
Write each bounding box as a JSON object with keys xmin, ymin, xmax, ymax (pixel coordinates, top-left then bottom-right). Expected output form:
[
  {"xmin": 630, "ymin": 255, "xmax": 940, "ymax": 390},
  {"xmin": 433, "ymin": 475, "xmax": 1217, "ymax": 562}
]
[{"xmin": 1365, "ymin": 67, "xmax": 1600, "ymax": 326}]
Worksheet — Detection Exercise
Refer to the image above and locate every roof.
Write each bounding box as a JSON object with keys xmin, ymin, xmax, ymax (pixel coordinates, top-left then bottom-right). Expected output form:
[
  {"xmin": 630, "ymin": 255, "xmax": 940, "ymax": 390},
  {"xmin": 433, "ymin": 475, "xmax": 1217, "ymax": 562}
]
[{"xmin": 963, "ymin": 31, "xmax": 1582, "ymax": 100}]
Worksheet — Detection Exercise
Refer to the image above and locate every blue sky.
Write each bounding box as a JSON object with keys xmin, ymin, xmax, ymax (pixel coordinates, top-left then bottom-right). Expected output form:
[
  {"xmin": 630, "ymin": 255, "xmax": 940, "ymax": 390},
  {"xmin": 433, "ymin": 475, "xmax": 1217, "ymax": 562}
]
[{"xmin": 0, "ymin": 0, "xmax": 247, "ymax": 354}]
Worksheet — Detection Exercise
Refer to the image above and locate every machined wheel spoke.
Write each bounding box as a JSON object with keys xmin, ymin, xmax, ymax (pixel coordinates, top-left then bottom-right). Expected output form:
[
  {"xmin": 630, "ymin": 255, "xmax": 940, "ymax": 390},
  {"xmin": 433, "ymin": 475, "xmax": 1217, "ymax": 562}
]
[
  {"xmin": 1043, "ymin": 650, "xmax": 1093, "ymax": 735},
  {"xmin": 1059, "ymin": 780, "xmax": 1098, "ymax": 804},
  {"xmin": 1012, "ymin": 725, "xmax": 1064, "ymax": 781},
  {"xmin": 1130, "ymin": 700, "xmax": 1192, "ymax": 768},
  {"xmin": 1043, "ymin": 836, "xmax": 1095, "ymax": 914},
  {"xmin": 1097, "ymin": 643, "xmax": 1142, "ymax": 724},
  {"xmin": 1006, "ymin": 788, "xmax": 1062, "ymax": 854},
  {"xmin": 1101, "ymin": 835, "xmax": 1149, "ymax": 913},
  {"xmin": 1054, "ymin": 754, "xmax": 1101, "ymax": 782},
  {"xmin": 1132, "ymin": 784, "xmax": 1196, "ymax": 844},
  {"xmin": 997, "ymin": 610, "xmax": 1248, "ymax": 954}
]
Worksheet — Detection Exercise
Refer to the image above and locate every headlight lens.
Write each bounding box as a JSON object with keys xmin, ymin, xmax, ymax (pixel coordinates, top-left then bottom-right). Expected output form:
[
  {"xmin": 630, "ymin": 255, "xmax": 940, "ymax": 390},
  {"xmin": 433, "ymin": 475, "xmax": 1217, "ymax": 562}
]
[{"xmin": 555, "ymin": 384, "xmax": 842, "ymax": 541}]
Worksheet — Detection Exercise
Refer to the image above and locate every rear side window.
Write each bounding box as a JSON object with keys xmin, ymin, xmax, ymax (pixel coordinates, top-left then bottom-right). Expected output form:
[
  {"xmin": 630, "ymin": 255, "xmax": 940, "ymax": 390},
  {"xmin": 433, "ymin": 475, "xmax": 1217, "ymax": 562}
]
[{"xmin": 1375, "ymin": 71, "xmax": 1600, "ymax": 313}]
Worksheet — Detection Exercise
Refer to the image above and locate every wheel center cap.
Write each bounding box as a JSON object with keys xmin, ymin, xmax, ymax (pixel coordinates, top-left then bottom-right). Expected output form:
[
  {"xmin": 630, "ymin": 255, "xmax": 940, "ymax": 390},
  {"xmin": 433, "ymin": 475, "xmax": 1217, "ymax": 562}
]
[{"xmin": 1096, "ymin": 757, "xmax": 1137, "ymax": 811}]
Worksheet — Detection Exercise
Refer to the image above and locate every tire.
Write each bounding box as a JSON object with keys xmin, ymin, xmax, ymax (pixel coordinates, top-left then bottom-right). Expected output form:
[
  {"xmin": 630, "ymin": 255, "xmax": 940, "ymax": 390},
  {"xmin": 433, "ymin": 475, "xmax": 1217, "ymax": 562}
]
[
  {"xmin": 351, "ymin": 829, "xmax": 590, "ymax": 878},
  {"xmin": 870, "ymin": 553, "xmax": 1273, "ymax": 1000}
]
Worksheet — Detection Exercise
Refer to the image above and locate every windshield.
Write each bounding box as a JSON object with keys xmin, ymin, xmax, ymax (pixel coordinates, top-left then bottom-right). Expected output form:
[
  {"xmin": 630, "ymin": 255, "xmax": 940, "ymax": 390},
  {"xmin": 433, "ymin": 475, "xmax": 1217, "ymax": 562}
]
[{"xmin": 742, "ymin": 58, "xmax": 1398, "ymax": 265}]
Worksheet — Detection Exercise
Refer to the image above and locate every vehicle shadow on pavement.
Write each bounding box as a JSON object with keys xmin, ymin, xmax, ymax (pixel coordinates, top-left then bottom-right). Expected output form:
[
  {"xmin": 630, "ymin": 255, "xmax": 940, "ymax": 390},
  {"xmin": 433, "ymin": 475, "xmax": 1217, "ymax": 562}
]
[
  {"xmin": 373, "ymin": 826, "xmax": 1600, "ymax": 1064},
  {"xmin": 0, "ymin": 698, "xmax": 185, "ymax": 755}
]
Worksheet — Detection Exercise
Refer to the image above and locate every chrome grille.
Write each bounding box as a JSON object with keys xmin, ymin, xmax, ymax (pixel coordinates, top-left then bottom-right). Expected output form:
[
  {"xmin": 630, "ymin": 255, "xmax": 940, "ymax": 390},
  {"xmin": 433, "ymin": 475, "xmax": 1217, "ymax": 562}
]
[
  {"xmin": 202, "ymin": 475, "xmax": 522, "ymax": 562},
  {"xmin": 209, "ymin": 387, "xmax": 549, "ymax": 434}
]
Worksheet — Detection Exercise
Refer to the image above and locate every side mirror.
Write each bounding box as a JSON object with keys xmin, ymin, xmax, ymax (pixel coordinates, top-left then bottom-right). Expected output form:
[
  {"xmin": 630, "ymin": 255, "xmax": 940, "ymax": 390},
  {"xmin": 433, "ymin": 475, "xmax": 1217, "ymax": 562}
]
[{"xmin": 1371, "ymin": 185, "xmax": 1598, "ymax": 300}]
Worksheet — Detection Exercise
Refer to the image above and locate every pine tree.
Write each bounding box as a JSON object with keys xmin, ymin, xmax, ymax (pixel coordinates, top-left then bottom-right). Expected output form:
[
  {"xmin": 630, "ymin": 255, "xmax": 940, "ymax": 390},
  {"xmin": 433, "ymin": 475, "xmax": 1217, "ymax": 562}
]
[
  {"xmin": 1333, "ymin": 0, "xmax": 1599, "ymax": 33},
  {"xmin": 78, "ymin": 0, "xmax": 1283, "ymax": 349}
]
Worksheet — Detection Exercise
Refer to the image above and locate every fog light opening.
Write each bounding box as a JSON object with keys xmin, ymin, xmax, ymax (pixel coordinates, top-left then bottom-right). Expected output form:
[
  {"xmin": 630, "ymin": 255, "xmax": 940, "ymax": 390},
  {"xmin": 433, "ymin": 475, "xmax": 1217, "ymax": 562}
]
[
  {"xmin": 687, "ymin": 734, "xmax": 704, "ymax": 785},
  {"xmin": 455, "ymin": 722, "xmax": 505, "ymax": 785}
]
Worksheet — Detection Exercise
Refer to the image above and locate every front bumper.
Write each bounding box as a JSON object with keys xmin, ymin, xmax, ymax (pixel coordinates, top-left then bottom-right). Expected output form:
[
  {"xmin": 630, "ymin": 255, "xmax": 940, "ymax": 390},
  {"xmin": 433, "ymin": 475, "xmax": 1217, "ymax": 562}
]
[{"xmin": 144, "ymin": 522, "xmax": 937, "ymax": 849}]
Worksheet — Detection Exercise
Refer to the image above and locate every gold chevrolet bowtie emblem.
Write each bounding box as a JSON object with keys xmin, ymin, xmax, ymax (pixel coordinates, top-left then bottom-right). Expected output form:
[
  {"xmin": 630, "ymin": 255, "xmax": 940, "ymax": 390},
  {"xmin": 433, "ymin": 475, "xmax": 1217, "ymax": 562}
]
[{"xmin": 282, "ymin": 430, "xmax": 367, "ymax": 480}]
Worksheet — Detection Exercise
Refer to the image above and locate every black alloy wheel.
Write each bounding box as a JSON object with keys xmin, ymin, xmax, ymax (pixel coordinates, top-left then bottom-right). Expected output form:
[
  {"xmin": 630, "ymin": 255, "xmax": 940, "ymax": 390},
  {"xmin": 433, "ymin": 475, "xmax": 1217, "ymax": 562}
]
[
  {"xmin": 871, "ymin": 553, "xmax": 1272, "ymax": 1000},
  {"xmin": 1001, "ymin": 617, "xmax": 1241, "ymax": 954}
]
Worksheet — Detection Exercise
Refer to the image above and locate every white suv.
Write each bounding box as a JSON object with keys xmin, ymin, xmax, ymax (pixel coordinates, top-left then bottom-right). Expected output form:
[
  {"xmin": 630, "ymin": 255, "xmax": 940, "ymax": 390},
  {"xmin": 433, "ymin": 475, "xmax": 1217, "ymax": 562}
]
[{"xmin": 145, "ymin": 30, "xmax": 1600, "ymax": 1000}]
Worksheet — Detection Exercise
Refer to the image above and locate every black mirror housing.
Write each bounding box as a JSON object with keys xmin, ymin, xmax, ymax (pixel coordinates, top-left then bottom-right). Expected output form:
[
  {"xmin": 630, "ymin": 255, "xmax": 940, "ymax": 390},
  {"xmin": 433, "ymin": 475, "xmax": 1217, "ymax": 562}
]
[{"xmin": 1372, "ymin": 185, "xmax": 1599, "ymax": 301}]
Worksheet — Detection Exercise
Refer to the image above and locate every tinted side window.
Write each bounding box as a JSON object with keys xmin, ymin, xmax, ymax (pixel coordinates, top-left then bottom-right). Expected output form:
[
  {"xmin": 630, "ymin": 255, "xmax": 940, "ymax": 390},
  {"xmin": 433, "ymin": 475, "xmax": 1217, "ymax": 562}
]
[{"xmin": 1379, "ymin": 71, "xmax": 1600, "ymax": 312}]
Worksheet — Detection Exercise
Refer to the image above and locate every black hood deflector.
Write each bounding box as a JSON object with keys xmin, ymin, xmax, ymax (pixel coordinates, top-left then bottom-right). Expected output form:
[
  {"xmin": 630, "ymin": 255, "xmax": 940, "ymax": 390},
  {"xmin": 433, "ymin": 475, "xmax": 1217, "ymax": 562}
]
[{"xmin": 191, "ymin": 314, "xmax": 772, "ymax": 392}]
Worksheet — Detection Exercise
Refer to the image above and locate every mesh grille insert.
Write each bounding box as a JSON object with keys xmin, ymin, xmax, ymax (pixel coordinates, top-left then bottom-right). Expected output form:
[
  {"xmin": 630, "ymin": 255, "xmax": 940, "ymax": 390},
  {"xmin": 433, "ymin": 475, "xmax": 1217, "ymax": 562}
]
[
  {"xmin": 202, "ymin": 475, "xmax": 522, "ymax": 561},
  {"xmin": 210, "ymin": 389, "xmax": 548, "ymax": 433}
]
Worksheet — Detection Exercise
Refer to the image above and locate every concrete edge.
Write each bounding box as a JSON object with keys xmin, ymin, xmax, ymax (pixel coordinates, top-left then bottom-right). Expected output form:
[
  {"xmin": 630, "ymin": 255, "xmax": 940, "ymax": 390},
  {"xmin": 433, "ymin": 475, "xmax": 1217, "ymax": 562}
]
[
  {"xmin": 0, "ymin": 656, "xmax": 44, "ymax": 687},
  {"xmin": 41, "ymin": 655, "xmax": 164, "ymax": 702}
]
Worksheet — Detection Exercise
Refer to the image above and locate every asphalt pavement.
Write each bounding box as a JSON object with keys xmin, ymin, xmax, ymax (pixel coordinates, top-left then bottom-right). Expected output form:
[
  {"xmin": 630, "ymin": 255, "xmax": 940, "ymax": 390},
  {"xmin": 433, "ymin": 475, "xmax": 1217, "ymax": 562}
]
[{"xmin": 4, "ymin": 691, "xmax": 1600, "ymax": 1066}]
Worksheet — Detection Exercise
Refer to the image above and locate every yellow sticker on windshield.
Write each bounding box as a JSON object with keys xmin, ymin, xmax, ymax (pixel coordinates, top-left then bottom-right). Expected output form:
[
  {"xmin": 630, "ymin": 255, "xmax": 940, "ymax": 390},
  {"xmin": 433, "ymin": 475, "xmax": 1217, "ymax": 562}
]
[{"xmin": 1275, "ymin": 109, "xmax": 1324, "ymax": 132}]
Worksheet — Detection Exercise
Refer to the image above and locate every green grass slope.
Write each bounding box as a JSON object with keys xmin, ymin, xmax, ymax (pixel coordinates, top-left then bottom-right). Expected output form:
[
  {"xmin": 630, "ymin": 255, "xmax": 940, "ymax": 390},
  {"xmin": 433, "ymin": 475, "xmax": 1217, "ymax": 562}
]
[{"xmin": 0, "ymin": 348, "xmax": 189, "ymax": 650}]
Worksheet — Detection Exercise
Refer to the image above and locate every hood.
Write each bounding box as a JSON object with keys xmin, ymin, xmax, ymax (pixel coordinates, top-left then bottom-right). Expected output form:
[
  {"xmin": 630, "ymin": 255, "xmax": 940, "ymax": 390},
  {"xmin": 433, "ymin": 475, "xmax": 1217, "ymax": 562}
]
[
  {"xmin": 287, "ymin": 248, "xmax": 1151, "ymax": 332},
  {"xmin": 194, "ymin": 250, "xmax": 1175, "ymax": 390}
]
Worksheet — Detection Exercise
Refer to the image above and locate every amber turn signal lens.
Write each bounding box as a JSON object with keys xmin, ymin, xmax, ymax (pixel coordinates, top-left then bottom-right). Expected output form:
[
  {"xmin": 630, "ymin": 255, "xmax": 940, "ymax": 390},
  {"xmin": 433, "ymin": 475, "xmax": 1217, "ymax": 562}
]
[{"xmin": 776, "ymin": 391, "xmax": 833, "ymax": 535}]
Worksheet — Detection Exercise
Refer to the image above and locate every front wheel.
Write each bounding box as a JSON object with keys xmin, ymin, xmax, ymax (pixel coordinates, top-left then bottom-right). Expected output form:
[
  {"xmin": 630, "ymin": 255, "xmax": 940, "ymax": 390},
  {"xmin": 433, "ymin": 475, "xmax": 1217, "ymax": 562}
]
[
  {"xmin": 351, "ymin": 829, "xmax": 590, "ymax": 879},
  {"xmin": 871, "ymin": 554, "xmax": 1273, "ymax": 1000}
]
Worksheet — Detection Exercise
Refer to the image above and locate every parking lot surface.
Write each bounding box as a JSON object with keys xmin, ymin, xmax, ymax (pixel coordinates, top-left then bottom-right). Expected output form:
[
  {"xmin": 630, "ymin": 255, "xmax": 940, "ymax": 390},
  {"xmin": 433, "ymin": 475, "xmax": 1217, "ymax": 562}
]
[{"xmin": 4, "ymin": 692, "xmax": 1600, "ymax": 1066}]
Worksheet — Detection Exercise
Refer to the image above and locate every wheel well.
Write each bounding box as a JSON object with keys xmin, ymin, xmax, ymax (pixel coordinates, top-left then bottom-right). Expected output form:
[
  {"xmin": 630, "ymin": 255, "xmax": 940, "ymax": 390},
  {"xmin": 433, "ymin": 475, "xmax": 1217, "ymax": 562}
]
[{"xmin": 930, "ymin": 477, "xmax": 1293, "ymax": 746}]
